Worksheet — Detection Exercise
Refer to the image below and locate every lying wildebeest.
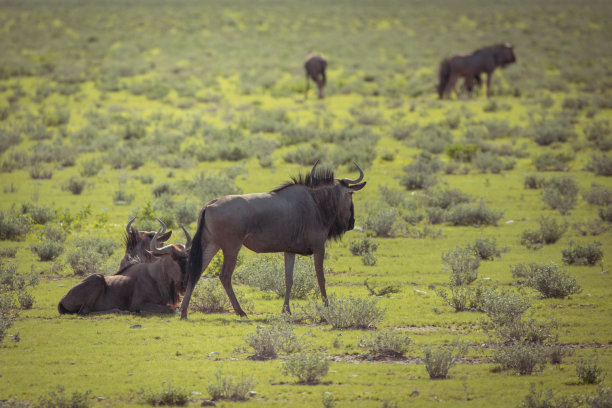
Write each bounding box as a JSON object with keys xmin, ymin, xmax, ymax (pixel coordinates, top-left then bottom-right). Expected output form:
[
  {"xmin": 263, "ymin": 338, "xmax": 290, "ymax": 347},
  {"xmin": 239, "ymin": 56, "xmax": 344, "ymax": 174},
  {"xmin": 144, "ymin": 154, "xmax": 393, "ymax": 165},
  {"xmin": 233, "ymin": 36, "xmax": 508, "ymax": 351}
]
[
  {"xmin": 179, "ymin": 161, "xmax": 366, "ymax": 319},
  {"xmin": 437, "ymin": 43, "xmax": 516, "ymax": 99},
  {"xmin": 58, "ymin": 227, "xmax": 191, "ymax": 315},
  {"xmin": 120, "ymin": 217, "xmax": 190, "ymax": 269},
  {"xmin": 304, "ymin": 53, "xmax": 327, "ymax": 99}
]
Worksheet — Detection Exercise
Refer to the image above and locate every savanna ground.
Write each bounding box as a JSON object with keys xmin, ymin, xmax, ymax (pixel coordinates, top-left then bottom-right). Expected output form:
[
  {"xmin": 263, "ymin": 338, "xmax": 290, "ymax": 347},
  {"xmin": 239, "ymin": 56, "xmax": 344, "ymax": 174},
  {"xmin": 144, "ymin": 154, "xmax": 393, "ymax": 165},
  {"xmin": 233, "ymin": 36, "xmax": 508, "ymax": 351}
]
[{"xmin": 1, "ymin": 0, "xmax": 611, "ymax": 406}]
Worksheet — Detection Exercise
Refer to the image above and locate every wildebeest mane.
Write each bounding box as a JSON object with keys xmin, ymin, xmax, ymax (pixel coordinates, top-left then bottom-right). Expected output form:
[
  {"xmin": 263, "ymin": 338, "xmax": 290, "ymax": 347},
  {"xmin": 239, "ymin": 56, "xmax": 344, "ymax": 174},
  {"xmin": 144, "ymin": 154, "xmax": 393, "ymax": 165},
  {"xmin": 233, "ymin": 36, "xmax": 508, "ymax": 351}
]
[{"xmin": 272, "ymin": 167, "xmax": 335, "ymax": 192}]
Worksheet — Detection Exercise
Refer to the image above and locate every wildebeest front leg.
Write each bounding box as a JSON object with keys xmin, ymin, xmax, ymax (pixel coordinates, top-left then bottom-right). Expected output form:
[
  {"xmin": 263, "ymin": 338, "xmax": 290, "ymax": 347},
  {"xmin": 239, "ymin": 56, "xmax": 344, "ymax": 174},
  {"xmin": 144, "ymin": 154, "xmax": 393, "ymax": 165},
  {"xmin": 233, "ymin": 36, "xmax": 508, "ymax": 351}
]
[
  {"xmin": 283, "ymin": 252, "xmax": 296, "ymax": 314},
  {"xmin": 313, "ymin": 248, "xmax": 328, "ymax": 306},
  {"xmin": 219, "ymin": 246, "xmax": 247, "ymax": 317},
  {"xmin": 486, "ymin": 73, "xmax": 492, "ymax": 98},
  {"xmin": 180, "ymin": 244, "xmax": 219, "ymax": 319},
  {"xmin": 305, "ymin": 73, "xmax": 310, "ymax": 99}
]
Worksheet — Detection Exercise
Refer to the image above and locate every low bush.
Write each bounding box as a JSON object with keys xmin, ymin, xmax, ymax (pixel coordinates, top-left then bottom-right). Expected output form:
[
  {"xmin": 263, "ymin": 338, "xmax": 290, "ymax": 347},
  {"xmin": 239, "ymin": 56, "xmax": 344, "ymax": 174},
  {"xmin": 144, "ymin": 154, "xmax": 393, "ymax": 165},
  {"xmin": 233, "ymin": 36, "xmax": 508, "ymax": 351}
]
[
  {"xmin": 29, "ymin": 163, "xmax": 53, "ymax": 180},
  {"xmin": 422, "ymin": 339, "xmax": 468, "ymax": 379},
  {"xmin": 584, "ymin": 120, "xmax": 612, "ymax": 151},
  {"xmin": 532, "ymin": 152, "xmax": 573, "ymax": 172},
  {"xmin": 582, "ymin": 184, "xmax": 612, "ymax": 206},
  {"xmin": 521, "ymin": 216, "xmax": 568, "ymax": 250},
  {"xmin": 425, "ymin": 188, "xmax": 472, "ymax": 210},
  {"xmin": 585, "ymin": 153, "xmax": 612, "ymax": 176},
  {"xmin": 30, "ymin": 224, "xmax": 66, "ymax": 261},
  {"xmin": 446, "ymin": 200, "xmax": 503, "ymax": 226},
  {"xmin": 437, "ymin": 282, "xmax": 492, "ymax": 312},
  {"xmin": 576, "ymin": 356, "xmax": 606, "ymax": 385},
  {"xmin": 413, "ymin": 125, "xmax": 453, "ymax": 154},
  {"xmin": 470, "ymin": 237, "xmax": 503, "ymax": 260},
  {"xmin": 518, "ymin": 262, "xmax": 581, "ymax": 299},
  {"xmin": 207, "ymin": 369, "xmax": 257, "ymax": 402},
  {"xmin": 363, "ymin": 279, "xmax": 400, "ymax": 297},
  {"xmin": 599, "ymin": 205, "xmax": 612, "ymax": 222},
  {"xmin": 542, "ymin": 175, "xmax": 579, "ymax": 214},
  {"xmin": 446, "ymin": 143, "xmax": 480, "ymax": 163},
  {"xmin": 472, "ymin": 152, "xmax": 515, "ymax": 174},
  {"xmin": 362, "ymin": 203, "xmax": 398, "ymax": 237},
  {"xmin": 79, "ymin": 158, "xmax": 103, "ymax": 177},
  {"xmin": 493, "ymin": 342, "xmax": 548, "ymax": 375},
  {"xmin": 62, "ymin": 176, "xmax": 87, "ymax": 195},
  {"xmin": 37, "ymin": 385, "xmax": 91, "ymax": 408},
  {"xmin": 0, "ymin": 247, "xmax": 18, "ymax": 258},
  {"xmin": 65, "ymin": 234, "xmax": 118, "ymax": 275},
  {"xmin": 425, "ymin": 207, "xmax": 446, "ymax": 225},
  {"xmin": 524, "ymin": 174, "xmax": 547, "ymax": 189},
  {"xmin": 20, "ymin": 203, "xmax": 55, "ymax": 225},
  {"xmin": 235, "ymin": 255, "xmax": 319, "ymax": 300},
  {"xmin": 531, "ymin": 120, "xmax": 576, "ymax": 146},
  {"xmin": 561, "ymin": 241, "xmax": 603, "ymax": 265},
  {"xmin": 244, "ymin": 318, "xmax": 301, "ymax": 359},
  {"xmin": 349, "ymin": 237, "xmax": 379, "ymax": 256},
  {"xmin": 113, "ymin": 189, "xmax": 135, "ymax": 205},
  {"xmin": 185, "ymin": 171, "xmax": 242, "ymax": 204},
  {"xmin": 572, "ymin": 219, "xmax": 609, "ymax": 236},
  {"xmin": 144, "ymin": 382, "xmax": 189, "ymax": 406},
  {"xmin": 313, "ymin": 294, "xmax": 385, "ymax": 329},
  {"xmin": 400, "ymin": 153, "xmax": 443, "ymax": 190},
  {"xmin": 0, "ymin": 210, "xmax": 31, "ymax": 240},
  {"xmin": 517, "ymin": 384, "xmax": 575, "ymax": 408},
  {"xmin": 584, "ymin": 386, "xmax": 612, "ymax": 408},
  {"xmin": 190, "ymin": 278, "xmax": 251, "ymax": 314},
  {"xmin": 441, "ymin": 246, "xmax": 480, "ymax": 286},
  {"xmin": 282, "ymin": 353, "xmax": 330, "ymax": 384},
  {"xmin": 358, "ymin": 331, "xmax": 412, "ymax": 358}
]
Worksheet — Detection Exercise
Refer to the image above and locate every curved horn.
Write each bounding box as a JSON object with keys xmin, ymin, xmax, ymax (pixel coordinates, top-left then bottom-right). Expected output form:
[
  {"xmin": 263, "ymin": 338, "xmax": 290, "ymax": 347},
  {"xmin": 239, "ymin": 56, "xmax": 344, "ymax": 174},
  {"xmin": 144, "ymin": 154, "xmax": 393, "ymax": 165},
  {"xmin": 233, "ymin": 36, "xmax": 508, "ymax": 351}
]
[
  {"xmin": 150, "ymin": 227, "xmax": 173, "ymax": 255},
  {"xmin": 181, "ymin": 226, "xmax": 192, "ymax": 251},
  {"xmin": 126, "ymin": 216, "xmax": 136, "ymax": 234},
  {"xmin": 310, "ymin": 159, "xmax": 320, "ymax": 179},
  {"xmin": 155, "ymin": 217, "xmax": 167, "ymax": 234},
  {"xmin": 340, "ymin": 162, "xmax": 364, "ymax": 184}
]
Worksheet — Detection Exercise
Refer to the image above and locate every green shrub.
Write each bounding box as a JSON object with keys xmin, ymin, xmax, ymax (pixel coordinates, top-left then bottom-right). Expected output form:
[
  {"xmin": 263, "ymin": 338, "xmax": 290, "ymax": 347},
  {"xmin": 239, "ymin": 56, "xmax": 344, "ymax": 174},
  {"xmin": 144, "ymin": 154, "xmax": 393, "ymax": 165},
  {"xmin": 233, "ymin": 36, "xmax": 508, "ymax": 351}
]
[
  {"xmin": 519, "ymin": 262, "xmax": 581, "ymax": 299},
  {"xmin": 363, "ymin": 279, "xmax": 400, "ymax": 297},
  {"xmin": 65, "ymin": 234, "xmax": 118, "ymax": 275},
  {"xmin": 190, "ymin": 278, "xmax": 252, "ymax": 314},
  {"xmin": 186, "ymin": 171, "xmax": 242, "ymax": 204},
  {"xmin": 113, "ymin": 189, "xmax": 135, "ymax": 205},
  {"xmin": 313, "ymin": 294, "xmax": 385, "ymax": 329},
  {"xmin": 400, "ymin": 153, "xmax": 443, "ymax": 190},
  {"xmin": 599, "ymin": 205, "xmax": 612, "ymax": 222},
  {"xmin": 20, "ymin": 203, "xmax": 55, "ymax": 225},
  {"xmin": 425, "ymin": 207, "xmax": 447, "ymax": 225},
  {"xmin": 413, "ymin": 125, "xmax": 453, "ymax": 154},
  {"xmin": 235, "ymin": 255, "xmax": 319, "ymax": 300},
  {"xmin": 531, "ymin": 120, "xmax": 576, "ymax": 146},
  {"xmin": 576, "ymin": 356, "xmax": 606, "ymax": 385},
  {"xmin": 521, "ymin": 216, "xmax": 568, "ymax": 250},
  {"xmin": 542, "ymin": 175, "xmax": 579, "ymax": 214},
  {"xmin": 425, "ymin": 188, "xmax": 472, "ymax": 210},
  {"xmin": 349, "ymin": 237, "xmax": 378, "ymax": 256},
  {"xmin": 561, "ymin": 241, "xmax": 603, "ymax": 265},
  {"xmin": 518, "ymin": 384, "xmax": 575, "ymax": 408},
  {"xmin": 30, "ymin": 224, "xmax": 66, "ymax": 261},
  {"xmin": 584, "ymin": 120, "xmax": 612, "ymax": 151},
  {"xmin": 79, "ymin": 158, "xmax": 103, "ymax": 177},
  {"xmin": 584, "ymin": 386, "xmax": 612, "ymax": 408},
  {"xmin": 144, "ymin": 382, "xmax": 189, "ymax": 406},
  {"xmin": 422, "ymin": 339, "xmax": 468, "ymax": 379},
  {"xmin": 37, "ymin": 385, "xmax": 91, "ymax": 408},
  {"xmin": 62, "ymin": 176, "xmax": 87, "ymax": 195},
  {"xmin": 0, "ymin": 210, "xmax": 31, "ymax": 240},
  {"xmin": 524, "ymin": 174, "xmax": 547, "ymax": 189},
  {"xmin": 42, "ymin": 106, "xmax": 71, "ymax": 127},
  {"xmin": 572, "ymin": 219, "xmax": 609, "ymax": 236},
  {"xmin": 441, "ymin": 246, "xmax": 480, "ymax": 286},
  {"xmin": 437, "ymin": 282, "xmax": 491, "ymax": 312},
  {"xmin": 282, "ymin": 353, "xmax": 330, "ymax": 384},
  {"xmin": 446, "ymin": 200, "xmax": 503, "ymax": 226},
  {"xmin": 582, "ymin": 184, "xmax": 612, "ymax": 206},
  {"xmin": 472, "ymin": 152, "xmax": 515, "ymax": 174},
  {"xmin": 390, "ymin": 122, "xmax": 418, "ymax": 141},
  {"xmin": 207, "ymin": 369, "xmax": 257, "ymax": 401},
  {"xmin": 446, "ymin": 143, "xmax": 480, "ymax": 163},
  {"xmin": 493, "ymin": 342, "xmax": 548, "ymax": 375},
  {"xmin": 0, "ymin": 247, "xmax": 18, "ymax": 258},
  {"xmin": 378, "ymin": 185, "xmax": 406, "ymax": 208},
  {"xmin": 244, "ymin": 318, "xmax": 301, "ymax": 359},
  {"xmin": 587, "ymin": 154, "xmax": 612, "ymax": 176},
  {"xmin": 29, "ymin": 163, "xmax": 53, "ymax": 180},
  {"xmin": 358, "ymin": 331, "xmax": 412, "ymax": 358},
  {"xmin": 532, "ymin": 152, "xmax": 573, "ymax": 172},
  {"xmin": 362, "ymin": 203, "xmax": 398, "ymax": 237},
  {"xmin": 470, "ymin": 237, "xmax": 503, "ymax": 260}
]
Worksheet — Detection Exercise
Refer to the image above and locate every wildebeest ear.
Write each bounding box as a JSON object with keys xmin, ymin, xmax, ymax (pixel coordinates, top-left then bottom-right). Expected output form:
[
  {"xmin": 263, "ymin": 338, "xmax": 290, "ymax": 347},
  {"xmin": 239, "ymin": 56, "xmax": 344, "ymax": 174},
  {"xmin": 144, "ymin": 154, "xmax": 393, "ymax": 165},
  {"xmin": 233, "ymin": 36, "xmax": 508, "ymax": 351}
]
[
  {"xmin": 158, "ymin": 231, "xmax": 172, "ymax": 242},
  {"xmin": 349, "ymin": 181, "xmax": 366, "ymax": 191}
]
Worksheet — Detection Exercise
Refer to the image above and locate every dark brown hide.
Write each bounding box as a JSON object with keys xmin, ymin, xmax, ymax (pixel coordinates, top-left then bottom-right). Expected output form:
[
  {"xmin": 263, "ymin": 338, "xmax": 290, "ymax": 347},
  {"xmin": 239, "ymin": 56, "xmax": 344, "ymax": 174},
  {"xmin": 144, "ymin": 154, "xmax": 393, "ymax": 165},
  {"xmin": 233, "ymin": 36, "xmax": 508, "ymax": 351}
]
[
  {"xmin": 437, "ymin": 43, "xmax": 516, "ymax": 99},
  {"xmin": 120, "ymin": 218, "xmax": 172, "ymax": 270},
  {"xmin": 304, "ymin": 53, "xmax": 327, "ymax": 99},
  {"xmin": 58, "ymin": 249, "xmax": 187, "ymax": 315},
  {"xmin": 180, "ymin": 162, "xmax": 366, "ymax": 319}
]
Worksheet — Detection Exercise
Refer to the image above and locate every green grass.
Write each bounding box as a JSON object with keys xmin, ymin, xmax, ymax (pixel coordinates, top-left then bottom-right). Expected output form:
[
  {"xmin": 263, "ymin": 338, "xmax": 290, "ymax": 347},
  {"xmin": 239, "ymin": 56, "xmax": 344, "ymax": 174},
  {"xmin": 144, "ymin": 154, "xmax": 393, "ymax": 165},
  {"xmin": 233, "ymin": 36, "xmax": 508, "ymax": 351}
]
[{"xmin": 1, "ymin": 0, "xmax": 611, "ymax": 406}]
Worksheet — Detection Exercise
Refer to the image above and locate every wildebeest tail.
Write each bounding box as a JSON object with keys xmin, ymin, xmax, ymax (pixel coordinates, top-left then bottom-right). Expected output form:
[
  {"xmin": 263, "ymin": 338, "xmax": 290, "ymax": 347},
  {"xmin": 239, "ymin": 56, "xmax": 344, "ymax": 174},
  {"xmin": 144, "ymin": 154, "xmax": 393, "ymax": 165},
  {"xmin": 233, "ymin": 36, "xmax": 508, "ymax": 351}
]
[
  {"xmin": 187, "ymin": 209, "xmax": 206, "ymax": 286},
  {"xmin": 437, "ymin": 58, "xmax": 451, "ymax": 98}
]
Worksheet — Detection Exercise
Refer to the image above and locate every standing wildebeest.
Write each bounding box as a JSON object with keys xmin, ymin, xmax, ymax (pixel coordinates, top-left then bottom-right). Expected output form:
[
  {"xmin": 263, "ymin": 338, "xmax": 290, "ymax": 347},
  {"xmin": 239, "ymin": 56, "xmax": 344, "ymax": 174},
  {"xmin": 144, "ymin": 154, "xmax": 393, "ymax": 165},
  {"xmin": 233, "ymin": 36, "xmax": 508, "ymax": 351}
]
[
  {"xmin": 179, "ymin": 161, "xmax": 366, "ymax": 319},
  {"xmin": 437, "ymin": 43, "xmax": 516, "ymax": 99},
  {"xmin": 304, "ymin": 53, "xmax": 327, "ymax": 99},
  {"xmin": 58, "ymin": 227, "xmax": 191, "ymax": 315}
]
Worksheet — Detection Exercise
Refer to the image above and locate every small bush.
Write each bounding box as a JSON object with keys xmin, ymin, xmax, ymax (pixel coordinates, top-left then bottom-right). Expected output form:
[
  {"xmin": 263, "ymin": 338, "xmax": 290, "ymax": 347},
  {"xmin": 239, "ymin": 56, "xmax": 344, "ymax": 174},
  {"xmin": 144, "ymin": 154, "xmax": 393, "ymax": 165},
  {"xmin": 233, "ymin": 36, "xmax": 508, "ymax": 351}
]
[
  {"xmin": 584, "ymin": 386, "xmax": 612, "ymax": 408},
  {"xmin": 30, "ymin": 224, "xmax": 66, "ymax": 261},
  {"xmin": 441, "ymin": 246, "xmax": 480, "ymax": 286},
  {"xmin": 113, "ymin": 189, "xmax": 135, "ymax": 205},
  {"xmin": 349, "ymin": 237, "xmax": 378, "ymax": 256},
  {"xmin": 586, "ymin": 154, "xmax": 612, "ymax": 176},
  {"xmin": 524, "ymin": 174, "xmax": 547, "ymax": 189},
  {"xmin": 190, "ymin": 278, "xmax": 251, "ymax": 314},
  {"xmin": 62, "ymin": 176, "xmax": 87, "ymax": 195},
  {"xmin": 282, "ymin": 353, "xmax": 330, "ymax": 384},
  {"xmin": 29, "ymin": 163, "xmax": 53, "ymax": 180},
  {"xmin": 65, "ymin": 234, "xmax": 117, "ymax": 275},
  {"xmin": 186, "ymin": 171, "xmax": 242, "ymax": 204},
  {"xmin": 576, "ymin": 356, "xmax": 606, "ymax": 385},
  {"xmin": 79, "ymin": 158, "xmax": 103, "ymax": 177},
  {"xmin": 599, "ymin": 205, "xmax": 612, "ymax": 222},
  {"xmin": 542, "ymin": 175, "xmax": 579, "ymax": 214},
  {"xmin": 207, "ymin": 369, "xmax": 257, "ymax": 402},
  {"xmin": 313, "ymin": 294, "xmax": 385, "ymax": 329},
  {"xmin": 0, "ymin": 247, "xmax": 18, "ymax": 258},
  {"xmin": 244, "ymin": 318, "xmax": 301, "ymax": 359},
  {"xmin": 400, "ymin": 153, "xmax": 443, "ymax": 190},
  {"xmin": 584, "ymin": 120, "xmax": 612, "ymax": 151},
  {"xmin": 493, "ymin": 342, "xmax": 548, "ymax": 375},
  {"xmin": 425, "ymin": 207, "xmax": 446, "ymax": 225},
  {"xmin": 437, "ymin": 282, "xmax": 492, "ymax": 312},
  {"xmin": 425, "ymin": 188, "xmax": 472, "ymax": 210},
  {"xmin": 20, "ymin": 203, "xmax": 55, "ymax": 225},
  {"xmin": 532, "ymin": 152, "xmax": 573, "ymax": 172},
  {"xmin": 423, "ymin": 339, "xmax": 468, "ymax": 379},
  {"xmin": 446, "ymin": 200, "xmax": 503, "ymax": 226},
  {"xmin": 362, "ymin": 203, "xmax": 398, "ymax": 237},
  {"xmin": 446, "ymin": 143, "xmax": 480, "ymax": 163},
  {"xmin": 363, "ymin": 279, "xmax": 400, "ymax": 297},
  {"xmin": 519, "ymin": 262, "xmax": 581, "ymax": 299},
  {"xmin": 518, "ymin": 384, "xmax": 574, "ymax": 408},
  {"xmin": 472, "ymin": 152, "xmax": 515, "ymax": 174},
  {"xmin": 531, "ymin": 120, "xmax": 576, "ymax": 146},
  {"xmin": 572, "ymin": 219, "xmax": 609, "ymax": 236},
  {"xmin": 0, "ymin": 210, "xmax": 31, "ymax": 240},
  {"xmin": 561, "ymin": 241, "xmax": 603, "ymax": 265},
  {"xmin": 144, "ymin": 382, "xmax": 189, "ymax": 406},
  {"xmin": 582, "ymin": 184, "xmax": 612, "ymax": 206},
  {"xmin": 470, "ymin": 237, "xmax": 503, "ymax": 260},
  {"xmin": 521, "ymin": 216, "xmax": 568, "ymax": 250},
  {"xmin": 358, "ymin": 331, "xmax": 412, "ymax": 358},
  {"xmin": 37, "ymin": 385, "xmax": 91, "ymax": 408}
]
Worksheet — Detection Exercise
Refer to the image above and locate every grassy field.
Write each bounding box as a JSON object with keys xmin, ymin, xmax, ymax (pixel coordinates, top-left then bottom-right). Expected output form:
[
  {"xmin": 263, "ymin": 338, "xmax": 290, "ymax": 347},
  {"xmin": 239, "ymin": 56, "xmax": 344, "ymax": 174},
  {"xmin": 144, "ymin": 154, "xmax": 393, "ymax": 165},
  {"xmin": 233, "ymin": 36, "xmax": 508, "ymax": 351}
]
[{"xmin": 1, "ymin": 0, "xmax": 611, "ymax": 406}]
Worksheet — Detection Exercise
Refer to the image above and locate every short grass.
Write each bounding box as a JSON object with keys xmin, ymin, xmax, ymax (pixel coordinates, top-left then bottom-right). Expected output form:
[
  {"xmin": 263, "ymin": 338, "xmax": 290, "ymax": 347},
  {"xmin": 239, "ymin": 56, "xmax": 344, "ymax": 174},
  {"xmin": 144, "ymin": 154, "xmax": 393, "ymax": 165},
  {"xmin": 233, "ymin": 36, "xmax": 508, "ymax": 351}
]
[{"xmin": 1, "ymin": 0, "xmax": 611, "ymax": 406}]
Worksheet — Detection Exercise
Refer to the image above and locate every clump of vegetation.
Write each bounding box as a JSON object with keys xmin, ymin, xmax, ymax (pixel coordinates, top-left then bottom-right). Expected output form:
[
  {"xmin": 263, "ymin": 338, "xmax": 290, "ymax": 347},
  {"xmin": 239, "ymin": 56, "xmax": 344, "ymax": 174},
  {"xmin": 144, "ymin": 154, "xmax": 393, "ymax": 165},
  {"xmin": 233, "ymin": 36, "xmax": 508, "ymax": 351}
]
[
  {"xmin": 113, "ymin": 189, "xmax": 135, "ymax": 205},
  {"xmin": 576, "ymin": 356, "xmax": 606, "ymax": 385},
  {"xmin": 62, "ymin": 176, "xmax": 87, "ymax": 195},
  {"xmin": 425, "ymin": 188, "xmax": 472, "ymax": 210},
  {"xmin": 358, "ymin": 330, "xmax": 412, "ymax": 358},
  {"xmin": 312, "ymin": 294, "xmax": 385, "ymax": 329},
  {"xmin": 0, "ymin": 209, "xmax": 31, "ymax": 240},
  {"xmin": 524, "ymin": 174, "xmax": 547, "ymax": 189},
  {"xmin": 531, "ymin": 119, "xmax": 576, "ymax": 146},
  {"xmin": 422, "ymin": 339, "xmax": 468, "ymax": 379},
  {"xmin": 29, "ymin": 224, "xmax": 66, "ymax": 261},
  {"xmin": 493, "ymin": 342, "xmax": 549, "ymax": 375},
  {"xmin": 582, "ymin": 183, "xmax": 612, "ymax": 206},
  {"xmin": 144, "ymin": 382, "xmax": 189, "ymax": 406},
  {"xmin": 561, "ymin": 241, "xmax": 603, "ymax": 265},
  {"xmin": 532, "ymin": 151, "xmax": 573, "ymax": 172},
  {"xmin": 472, "ymin": 151, "xmax": 516, "ymax": 174},
  {"xmin": 244, "ymin": 318, "xmax": 301, "ymax": 359},
  {"xmin": 37, "ymin": 385, "xmax": 91, "ymax": 408},
  {"xmin": 29, "ymin": 163, "xmax": 53, "ymax": 180},
  {"xmin": 65, "ymin": 234, "xmax": 118, "ymax": 275},
  {"xmin": 542, "ymin": 175, "xmax": 579, "ymax": 214},
  {"xmin": 585, "ymin": 153, "xmax": 612, "ymax": 176},
  {"xmin": 190, "ymin": 278, "xmax": 251, "ymax": 314},
  {"xmin": 446, "ymin": 143, "xmax": 479, "ymax": 163},
  {"xmin": 1, "ymin": 260, "xmax": 38, "ymax": 341},
  {"xmin": 521, "ymin": 215, "xmax": 568, "ymax": 250},
  {"xmin": 362, "ymin": 202, "xmax": 398, "ymax": 237},
  {"xmin": 349, "ymin": 237, "xmax": 379, "ymax": 265},
  {"xmin": 207, "ymin": 369, "xmax": 257, "ymax": 402},
  {"xmin": 437, "ymin": 282, "xmax": 492, "ymax": 312},
  {"xmin": 282, "ymin": 353, "xmax": 330, "ymax": 384},
  {"xmin": 584, "ymin": 120, "xmax": 612, "ymax": 151},
  {"xmin": 441, "ymin": 246, "xmax": 480, "ymax": 286},
  {"xmin": 470, "ymin": 237, "xmax": 504, "ymax": 260},
  {"xmin": 599, "ymin": 205, "xmax": 612, "ymax": 222},
  {"xmin": 513, "ymin": 262, "xmax": 581, "ymax": 299},
  {"xmin": 185, "ymin": 171, "xmax": 242, "ymax": 204},
  {"xmin": 363, "ymin": 279, "xmax": 400, "ymax": 297},
  {"xmin": 20, "ymin": 203, "xmax": 55, "ymax": 225},
  {"xmin": 445, "ymin": 200, "xmax": 503, "ymax": 226},
  {"xmin": 399, "ymin": 153, "xmax": 443, "ymax": 190},
  {"xmin": 235, "ymin": 255, "xmax": 320, "ymax": 300}
]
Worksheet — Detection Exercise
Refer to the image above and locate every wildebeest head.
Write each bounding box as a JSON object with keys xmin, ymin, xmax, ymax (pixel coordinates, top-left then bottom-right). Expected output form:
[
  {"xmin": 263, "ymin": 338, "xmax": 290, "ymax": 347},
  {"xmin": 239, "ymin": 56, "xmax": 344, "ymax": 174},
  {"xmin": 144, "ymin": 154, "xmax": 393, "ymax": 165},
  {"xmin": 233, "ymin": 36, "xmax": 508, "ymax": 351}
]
[
  {"xmin": 120, "ymin": 217, "xmax": 173, "ymax": 269},
  {"xmin": 496, "ymin": 43, "xmax": 516, "ymax": 67},
  {"xmin": 146, "ymin": 225, "xmax": 192, "ymax": 294}
]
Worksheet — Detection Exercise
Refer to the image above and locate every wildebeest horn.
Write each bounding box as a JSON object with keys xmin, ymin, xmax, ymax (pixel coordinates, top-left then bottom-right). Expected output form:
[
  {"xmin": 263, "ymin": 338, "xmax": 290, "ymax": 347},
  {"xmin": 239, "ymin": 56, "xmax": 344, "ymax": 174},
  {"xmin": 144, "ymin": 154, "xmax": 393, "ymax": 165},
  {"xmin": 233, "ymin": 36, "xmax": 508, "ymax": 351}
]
[
  {"xmin": 341, "ymin": 162, "xmax": 364, "ymax": 184},
  {"xmin": 155, "ymin": 217, "xmax": 167, "ymax": 234},
  {"xmin": 126, "ymin": 216, "xmax": 136, "ymax": 234},
  {"xmin": 310, "ymin": 159, "xmax": 320, "ymax": 179},
  {"xmin": 181, "ymin": 226, "xmax": 192, "ymax": 251},
  {"xmin": 150, "ymin": 227, "xmax": 173, "ymax": 255}
]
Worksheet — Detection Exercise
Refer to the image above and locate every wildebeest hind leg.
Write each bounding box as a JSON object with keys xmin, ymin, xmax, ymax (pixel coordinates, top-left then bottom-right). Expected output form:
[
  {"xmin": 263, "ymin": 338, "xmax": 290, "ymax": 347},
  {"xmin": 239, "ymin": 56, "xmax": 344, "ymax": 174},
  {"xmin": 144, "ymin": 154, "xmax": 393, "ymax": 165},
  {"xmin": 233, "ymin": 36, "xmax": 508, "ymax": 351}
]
[
  {"xmin": 219, "ymin": 246, "xmax": 247, "ymax": 317},
  {"xmin": 313, "ymin": 249, "xmax": 328, "ymax": 306},
  {"xmin": 180, "ymin": 244, "xmax": 219, "ymax": 319},
  {"xmin": 282, "ymin": 252, "xmax": 296, "ymax": 314}
]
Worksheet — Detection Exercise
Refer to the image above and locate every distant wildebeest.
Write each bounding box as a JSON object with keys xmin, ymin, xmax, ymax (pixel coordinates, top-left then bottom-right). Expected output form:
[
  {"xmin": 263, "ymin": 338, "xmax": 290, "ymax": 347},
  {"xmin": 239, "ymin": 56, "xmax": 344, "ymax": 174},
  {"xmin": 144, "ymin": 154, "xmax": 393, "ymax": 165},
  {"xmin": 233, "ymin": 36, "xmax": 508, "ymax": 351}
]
[
  {"xmin": 58, "ymin": 227, "xmax": 191, "ymax": 315},
  {"xmin": 179, "ymin": 161, "xmax": 366, "ymax": 319},
  {"xmin": 437, "ymin": 43, "xmax": 516, "ymax": 99},
  {"xmin": 304, "ymin": 53, "xmax": 327, "ymax": 99}
]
